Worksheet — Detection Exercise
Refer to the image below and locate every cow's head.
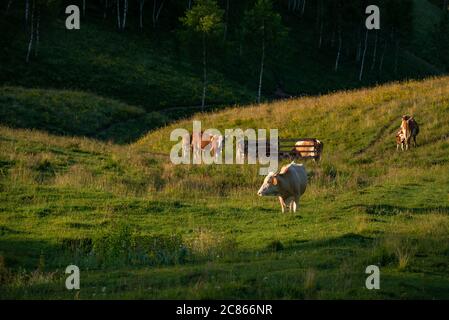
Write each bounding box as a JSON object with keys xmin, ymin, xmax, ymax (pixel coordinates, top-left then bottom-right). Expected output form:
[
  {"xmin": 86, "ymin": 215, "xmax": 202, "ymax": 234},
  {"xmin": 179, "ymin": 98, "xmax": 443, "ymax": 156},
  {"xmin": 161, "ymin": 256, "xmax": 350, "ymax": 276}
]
[{"xmin": 257, "ymin": 171, "xmax": 280, "ymax": 196}]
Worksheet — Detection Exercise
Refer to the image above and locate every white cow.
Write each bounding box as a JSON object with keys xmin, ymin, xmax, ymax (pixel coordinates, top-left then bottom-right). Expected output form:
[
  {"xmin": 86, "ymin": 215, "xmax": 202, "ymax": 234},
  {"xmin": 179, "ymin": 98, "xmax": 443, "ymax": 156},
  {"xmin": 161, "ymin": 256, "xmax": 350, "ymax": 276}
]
[{"xmin": 257, "ymin": 162, "xmax": 307, "ymax": 213}]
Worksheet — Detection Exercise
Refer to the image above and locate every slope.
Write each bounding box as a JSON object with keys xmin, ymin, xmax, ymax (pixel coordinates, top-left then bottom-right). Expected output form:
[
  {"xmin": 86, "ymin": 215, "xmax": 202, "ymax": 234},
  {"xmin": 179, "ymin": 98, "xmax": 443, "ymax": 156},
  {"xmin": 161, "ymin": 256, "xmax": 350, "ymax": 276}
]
[{"xmin": 1, "ymin": 76, "xmax": 449, "ymax": 299}]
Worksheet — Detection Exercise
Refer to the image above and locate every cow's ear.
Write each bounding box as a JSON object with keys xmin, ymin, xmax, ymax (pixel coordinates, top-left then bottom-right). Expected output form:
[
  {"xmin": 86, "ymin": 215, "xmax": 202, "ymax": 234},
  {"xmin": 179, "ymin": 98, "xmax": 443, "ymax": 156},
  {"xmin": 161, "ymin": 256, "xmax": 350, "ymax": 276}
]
[{"xmin": 272, "ymin": 176, "xmax": 278, "ymax": 185}]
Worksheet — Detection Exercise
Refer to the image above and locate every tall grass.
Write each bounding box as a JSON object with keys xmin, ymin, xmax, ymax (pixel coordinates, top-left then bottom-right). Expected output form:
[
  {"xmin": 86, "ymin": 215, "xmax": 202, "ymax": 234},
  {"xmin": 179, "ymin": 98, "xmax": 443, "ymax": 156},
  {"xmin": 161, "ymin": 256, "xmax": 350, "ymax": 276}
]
[{"xmin": 2, "ymin": 77, "xmax": 449, "ymax": 299}]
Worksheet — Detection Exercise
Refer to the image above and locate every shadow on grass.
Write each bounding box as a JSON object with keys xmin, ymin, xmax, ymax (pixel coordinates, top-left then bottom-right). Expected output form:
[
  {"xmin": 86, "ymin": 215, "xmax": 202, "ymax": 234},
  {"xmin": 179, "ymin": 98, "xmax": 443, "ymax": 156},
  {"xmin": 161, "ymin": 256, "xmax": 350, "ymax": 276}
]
[
  {"xmin": 352, "ymin": 204, "xmax": 449, "ymax": 216},
  {"xmin": 284, "ymin": 233, "xmax": 374, "ymax": 253},
  {"xmin": 0, "ymin": 238, "xmax": 55, "ymax": 269}
]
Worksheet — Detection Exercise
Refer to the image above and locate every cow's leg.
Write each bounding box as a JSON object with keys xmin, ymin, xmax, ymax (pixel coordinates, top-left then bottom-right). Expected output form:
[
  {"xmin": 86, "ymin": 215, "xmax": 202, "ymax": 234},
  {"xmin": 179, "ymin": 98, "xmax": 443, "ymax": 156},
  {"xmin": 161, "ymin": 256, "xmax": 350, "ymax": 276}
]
[
  {"xmin": 279, "ymin": 197, "xmax": 286, "ymax": 213},
  {"xmin": 286, "ymin": 197, "xmax": 296, "ymax": 212},
  {"xmin": 413, "ymin": 135, "xmax": 417, "ymax": 147},
  {"xmin": 287, "ymin": 197, "xmax": 299, "ymax": 213}
]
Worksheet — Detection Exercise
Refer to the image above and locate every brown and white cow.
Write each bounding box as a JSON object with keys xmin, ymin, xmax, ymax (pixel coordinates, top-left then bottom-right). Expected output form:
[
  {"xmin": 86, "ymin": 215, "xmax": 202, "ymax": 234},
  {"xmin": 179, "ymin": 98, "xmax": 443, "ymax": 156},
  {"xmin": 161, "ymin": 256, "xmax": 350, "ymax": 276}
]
[
  {"xmin": 293, "ymin": 139, "xmax": 323, "ymax": 161},
  {"xmin": 190, "ymin": 131, "xmax": 223, "ymax": 160},
  {"xmin": 257, "ymin": 162, "xmax": 307, "ymax": 213},
  {"xmin": 395, "ymin": 129, "xmax": 406, "ymax": 151},
  {"xmin": 400, "ymin": 115, "xmax": 419, "ymax": 150}
]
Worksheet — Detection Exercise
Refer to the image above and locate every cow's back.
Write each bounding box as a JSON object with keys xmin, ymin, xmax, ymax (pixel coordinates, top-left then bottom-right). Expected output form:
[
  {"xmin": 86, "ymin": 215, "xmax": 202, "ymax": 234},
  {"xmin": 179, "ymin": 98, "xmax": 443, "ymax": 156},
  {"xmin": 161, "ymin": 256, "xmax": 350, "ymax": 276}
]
[{"xmin": 282, "ymin": 163, "xmax": 307, "ymax": 197}]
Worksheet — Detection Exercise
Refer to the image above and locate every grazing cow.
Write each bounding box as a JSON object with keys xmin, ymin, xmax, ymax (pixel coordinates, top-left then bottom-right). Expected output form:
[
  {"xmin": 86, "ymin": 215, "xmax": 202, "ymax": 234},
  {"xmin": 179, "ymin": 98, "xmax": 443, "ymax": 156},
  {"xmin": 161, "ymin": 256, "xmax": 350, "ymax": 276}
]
[
  {"xmin": 191, "ymin": 131, "xmax": 214, "ymax": 159},
  {"xmin": 293, "ymin": 139, "xmax": 323, "ymax": 161},
  {"xmin": 191, "ymin": 132, "xmax": 225, "ymax": 161},
  {"xmin": 257, "ymin": 162, "xmax": 308, "ymax": 213},
  {"xmin": 395, "ymin": 130, "xmax": 406, "ymax": 151},
  {"xmin": 400, "ymin": 115, "xmax": 420, "ymax": 150},
  {"xmin": 210, "ymin": 134, "xmax": 224, "ymax": 162}
]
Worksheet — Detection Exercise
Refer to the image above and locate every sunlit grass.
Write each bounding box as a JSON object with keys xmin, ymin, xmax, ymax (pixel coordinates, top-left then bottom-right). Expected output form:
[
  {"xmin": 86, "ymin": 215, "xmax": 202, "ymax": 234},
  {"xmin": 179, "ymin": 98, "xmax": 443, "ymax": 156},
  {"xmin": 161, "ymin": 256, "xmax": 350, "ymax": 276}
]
[{"xmin": 1, "ymin": 76, "xmax": 449, "ymax": 299}]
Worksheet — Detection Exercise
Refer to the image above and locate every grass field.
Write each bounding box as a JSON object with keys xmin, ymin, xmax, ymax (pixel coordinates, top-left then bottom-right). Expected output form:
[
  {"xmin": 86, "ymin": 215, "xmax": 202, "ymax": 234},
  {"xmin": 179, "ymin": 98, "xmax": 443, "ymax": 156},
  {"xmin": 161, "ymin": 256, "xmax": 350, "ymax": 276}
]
[{"xmin": 1, "ymin": 76, "xmax": 449, "ymax": 299}]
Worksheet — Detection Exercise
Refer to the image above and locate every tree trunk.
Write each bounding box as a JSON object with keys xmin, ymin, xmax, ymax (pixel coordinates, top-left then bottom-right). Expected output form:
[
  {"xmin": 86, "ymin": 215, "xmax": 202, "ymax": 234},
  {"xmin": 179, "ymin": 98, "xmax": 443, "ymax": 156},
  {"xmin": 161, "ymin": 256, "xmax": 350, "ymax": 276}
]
[
  {"xmin": 316, "ymin": 1, "xmax": 323, "ymax": 48},
  {"xmin": 139, "ymin": 0, "xmax": 144, "ymax": 30},
  {"xmin": 122, "ymin": 0, "xmax": 127, "ymax": 30},
  {"xmin": 301, "ymin": 0, "xmax": 306, "ymax": 15},
  {"xmin": 83, "ymin": 0, "xmax": 86, "ymax": 17},
  {"xmin": 152, "ymin": 0, "xmax": 165, "ymax": 29},
  {"xmin": 34, "ymin": 4, "xmax": 40, "ymax": 57},
  {"xmin": 335, "ymin": 30, "xmax": 342, "ymax": 71},
  {"xmin": 318, "ymin": 21, "xmax": 323, "ymax": 48},
  {"xmin": 25, "ymin": 0, "xmax": 29, "ymax": 26},
  {"xmin": 117, "ymin": 0, "xmax": 121, "ymax": 30},
  {"xmin": 371, "ymin": 31, "xmax": 378, "ymax": 71},
  {"xmin": 26, "ymin": 0, "xmax": 35, "ymax": 63},
  {"xmin": 359, "ymin": 30, "xmax": 368, "ymax": 81},
  {"xmin": 201, "ymin": 33, "xmax": 207, "ymax": 110},
  {"xmin": 104, "ymin": 0, "xmax": 108, "ymax": 20},
  {"xmin": 257, "ymin": 23, "xmax": 265, "ymax": 104},
  {"xmin": 223, "ymin": 0, "xmax": 229, "ymax": 41},
  {"xmin": 152, "ymin": 0, "xmax": 156, "ymax": 28}
]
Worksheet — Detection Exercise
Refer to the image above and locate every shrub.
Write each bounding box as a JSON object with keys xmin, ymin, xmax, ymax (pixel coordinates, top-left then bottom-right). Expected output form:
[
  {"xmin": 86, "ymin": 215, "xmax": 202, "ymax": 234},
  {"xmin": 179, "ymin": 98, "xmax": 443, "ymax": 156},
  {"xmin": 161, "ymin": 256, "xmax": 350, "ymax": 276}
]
[{"xmin": 266, "ymin": 240, "xmax": 284, "ymax": 252}]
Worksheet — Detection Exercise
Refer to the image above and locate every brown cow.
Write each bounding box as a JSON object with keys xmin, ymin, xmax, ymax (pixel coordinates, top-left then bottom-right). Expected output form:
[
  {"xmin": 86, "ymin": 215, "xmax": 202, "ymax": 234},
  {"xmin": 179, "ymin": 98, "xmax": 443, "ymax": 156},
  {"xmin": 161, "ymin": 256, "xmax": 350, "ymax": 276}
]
[
  {"xmin": 400, "ymin": 115, "xmax": 419, "ymax": 150},
  {"xmin": 191, "ymin": 131, "xmax": 223, "ymax": 160},
  {"xmin": 293, "ymin": 139, "xmax": 323, "ymax": 161}
]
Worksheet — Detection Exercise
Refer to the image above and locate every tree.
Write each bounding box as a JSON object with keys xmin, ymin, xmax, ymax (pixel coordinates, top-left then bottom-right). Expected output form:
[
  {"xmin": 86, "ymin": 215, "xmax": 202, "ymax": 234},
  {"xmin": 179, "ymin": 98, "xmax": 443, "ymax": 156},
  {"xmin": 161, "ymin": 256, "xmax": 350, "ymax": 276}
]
[
  {"xmin": 152, "ymin": 0, "xmax": 166, "ymax": 29},
  {"xmin": 138, "ymin": 0, "xmax": 145, "ymax": 30},
  {"xmin": 116, "ymin": 0, "xmax": 128, "ymax": 31},
  {"xmin": 25, "ymin": 0, "xmax": 59, "ymax": 63},
  {"xmin": 180, "ymin": 0, "xmax": 224, "ymax": 110},
  {"xmin": 242, "ymin": 0, "xmax": 287, "ymax": 103}
]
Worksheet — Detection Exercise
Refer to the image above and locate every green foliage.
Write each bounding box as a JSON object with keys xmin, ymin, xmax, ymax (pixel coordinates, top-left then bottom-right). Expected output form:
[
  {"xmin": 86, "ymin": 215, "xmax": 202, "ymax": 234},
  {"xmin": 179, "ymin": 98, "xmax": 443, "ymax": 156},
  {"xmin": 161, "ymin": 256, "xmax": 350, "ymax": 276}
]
[
  {"xmin": 242, "ymin": 0, "xmax": 287, "ymax": 45},
  {"xmin": 181, "ymin": 0, "xmax": 224, "ymax": 35},
  {"xmin": 93, "ymin": 224, "xmax": 135, "ymax": 267}
]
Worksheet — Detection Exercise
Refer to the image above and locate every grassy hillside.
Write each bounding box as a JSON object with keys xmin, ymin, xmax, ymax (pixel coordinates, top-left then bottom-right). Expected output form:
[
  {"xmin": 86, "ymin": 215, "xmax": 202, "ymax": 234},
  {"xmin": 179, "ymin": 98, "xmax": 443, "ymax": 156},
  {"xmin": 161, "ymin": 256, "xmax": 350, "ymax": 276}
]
[
  {"xmin": 0, "ymin": 20, "xmax": 253, "ymax": 111},
  {"xmin": 0, "ymin": 86, "xmax": 169, "ymax": 143},
  {"xmin": 1, "ymin": 76, "xmax": 449, "ymax": 299}
]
